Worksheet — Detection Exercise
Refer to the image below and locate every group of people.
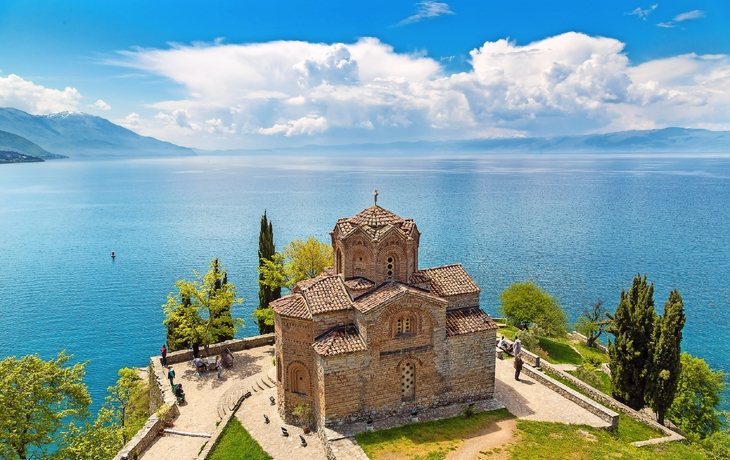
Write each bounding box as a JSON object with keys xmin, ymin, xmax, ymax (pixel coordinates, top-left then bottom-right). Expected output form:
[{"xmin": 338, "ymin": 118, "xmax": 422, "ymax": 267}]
[
  {"xmin": 497, "ymin": 335, "xmax": 524, "ymax": 381},
  {"xmin": 160, "ymin": 343, "xmax": 236, "ymax": 404}
]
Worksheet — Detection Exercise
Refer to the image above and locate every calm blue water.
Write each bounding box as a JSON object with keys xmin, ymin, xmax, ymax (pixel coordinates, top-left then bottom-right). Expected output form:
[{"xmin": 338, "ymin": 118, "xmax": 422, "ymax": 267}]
[{"xmin": 1, "ymin": 153, "xmax": 729, "ymax": 412}]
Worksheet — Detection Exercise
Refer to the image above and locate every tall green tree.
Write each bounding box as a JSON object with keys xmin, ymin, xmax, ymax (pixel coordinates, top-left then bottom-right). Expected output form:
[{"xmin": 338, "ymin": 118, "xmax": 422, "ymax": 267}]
[
  {"xmin": 498, "ymin": 281, "xmax": 567, "ymax": 336},
  {"xmin": 106, "ymin": 368, "xmax": 143, "ymax": 443},
  {"xmin": 607, "ymin": 273, "xmax": 656, "ymax": 410},
  {"xmin": 258, "ymin": 236, "xmax": 334, "ymax": 292},
  {"xmin": 646, "ymin": 289, "xmax": 686, "ymax": 425},
  {"xmin": 255, "ymin": 211, "xmax": 280, "ymax": 334},
  {"xmin": 57, "ymin": 407, "xmax": 123, "ymax": 460},
  {"xmin": 667, "ymin": 353, "xmax": 728, "ymax": 439},
  {"xmin": 0, "ymin": 352, "xmax": 91, "ymax": 460},
  {"xmin": 163, "ymin": 259, "xmax": 244, "ymax": 357}
]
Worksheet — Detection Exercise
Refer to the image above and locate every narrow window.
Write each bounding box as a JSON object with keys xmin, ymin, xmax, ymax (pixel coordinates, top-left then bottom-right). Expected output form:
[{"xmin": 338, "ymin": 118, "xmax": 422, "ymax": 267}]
[
  {"xmin": 397, "ymin": 318, "xmax": 403, "ymax": 334},
  {"xmin": 401, "ymin": 362, "xmax": 415, "ymax": 400},
  {"xmin": 386, "ymin": 256, "xmax": 394, "ymax": 279}
]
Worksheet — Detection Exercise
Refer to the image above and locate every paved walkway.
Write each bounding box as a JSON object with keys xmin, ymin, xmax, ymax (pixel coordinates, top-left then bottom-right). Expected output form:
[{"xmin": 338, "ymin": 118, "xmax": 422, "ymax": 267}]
[
  {"xmin": 494, "ymin": 357, "xmax": 609, "ymax": 427},
  {"xmin": 139, "ymin": 345, "xmax": 276, "ymax": 460}
]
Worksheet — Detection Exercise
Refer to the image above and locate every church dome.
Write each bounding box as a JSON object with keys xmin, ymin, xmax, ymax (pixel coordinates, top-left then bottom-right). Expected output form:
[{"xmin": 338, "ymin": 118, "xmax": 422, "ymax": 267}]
[{"xmin": 334, "ymin": 205, "xmax": 417, "ymax": 241}]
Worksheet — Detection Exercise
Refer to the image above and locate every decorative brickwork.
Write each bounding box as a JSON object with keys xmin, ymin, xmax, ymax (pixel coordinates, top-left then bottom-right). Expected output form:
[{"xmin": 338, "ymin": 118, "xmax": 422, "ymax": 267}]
[{"xmin": 274, "ymin": 205, "xmax": 498, "ymax": 429}]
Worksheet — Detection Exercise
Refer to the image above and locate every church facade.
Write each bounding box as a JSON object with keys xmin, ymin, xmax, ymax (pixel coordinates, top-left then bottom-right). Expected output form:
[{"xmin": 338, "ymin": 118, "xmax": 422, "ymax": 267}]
[{"xmin": 271, "ymin": 204, "xmax": 497, "ymax": 428}]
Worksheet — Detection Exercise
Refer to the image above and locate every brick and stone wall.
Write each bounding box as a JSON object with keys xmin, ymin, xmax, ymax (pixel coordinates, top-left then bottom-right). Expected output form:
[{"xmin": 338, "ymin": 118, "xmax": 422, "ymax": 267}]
[
  {"xmin": 445, "ymin": 329, "xmax": 496, "ymax": 400},
  {"xmin": 443, "ymin": 293, "xmax": 480, "ymax": 310}
]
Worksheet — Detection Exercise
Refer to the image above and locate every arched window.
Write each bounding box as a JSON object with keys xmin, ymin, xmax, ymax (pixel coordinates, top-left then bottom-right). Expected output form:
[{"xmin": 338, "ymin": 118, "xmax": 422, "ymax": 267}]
[
  {"xmin": 401, "ymin": 362, "xmax": 415, "ymax": 400},
  {"xmin": 289, "ymin": 363, "xmax": 310, "ymax": 396},
  {"xmin": 336, "ymin": 248, "xmax": 343, "ymax": 274},
  {"xmin": 396, "ymin": 317, "xmax": 411, "ymax": 334}
]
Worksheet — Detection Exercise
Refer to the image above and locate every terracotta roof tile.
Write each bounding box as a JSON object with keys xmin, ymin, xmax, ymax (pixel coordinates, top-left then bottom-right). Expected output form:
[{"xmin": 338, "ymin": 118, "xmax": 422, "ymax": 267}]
[
  {"xmin": 270, "ymin": 294, "xmax": 311, "ymax": 320},
  {"xmin": 334, "ymin": 206, "xmax": 417, "ymax": 241},
  {"xmin": 344, "ymin": 277, "xmax": 375, "ymax": 291},
  {"xmin": 313, "ymin": 325, "xmax": 367, "ymax": 356},
  {"xmin": 354, "ymin": 282, "xmax": 443, "ymax": 313},
  {"xmin": 294, "ymin": 273, "xmax": 353, "ymax": 315},
  {"xmin": 446, "ymin": 307, "xmax": 498, "ymax": 336},
  {"xmin": 411, "ymin": 264, "xmax": 481, "ymax": 297}
]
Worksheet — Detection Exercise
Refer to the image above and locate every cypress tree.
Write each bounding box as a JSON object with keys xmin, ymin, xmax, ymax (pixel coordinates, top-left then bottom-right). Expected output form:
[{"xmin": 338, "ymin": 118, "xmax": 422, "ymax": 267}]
[
  {"xmin": 607, "ymin": 273, "xmax": 656, "ymax": 410},
  {"xmin": 257, "ymin": 211, "xmax": 280, "ymax": 334},
  {"xmin": 646, "ymin": 289, "xmax": 686, "ymax": 425}
]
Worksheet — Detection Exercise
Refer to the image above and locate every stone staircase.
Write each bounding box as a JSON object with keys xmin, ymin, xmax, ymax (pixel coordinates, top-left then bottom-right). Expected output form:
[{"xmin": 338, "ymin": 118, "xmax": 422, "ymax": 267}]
[{"xmin": 216, "ymin": 370, "xmax": 277, "ymax": 419}]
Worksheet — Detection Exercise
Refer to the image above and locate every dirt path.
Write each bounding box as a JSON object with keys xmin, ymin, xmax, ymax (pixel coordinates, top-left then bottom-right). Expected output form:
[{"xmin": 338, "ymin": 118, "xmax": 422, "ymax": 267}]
[{"xmin": 445, "ymin": 418, "xmax": 517, "ymax": 460}]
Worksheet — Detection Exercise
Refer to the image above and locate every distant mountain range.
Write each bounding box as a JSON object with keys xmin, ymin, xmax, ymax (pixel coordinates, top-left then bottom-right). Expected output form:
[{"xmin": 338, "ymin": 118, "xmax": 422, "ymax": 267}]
[
  {"xmin": 0, "ymin": 107, "xmax": 195, "ymax": 158},
  {"xmin": 207, "ymin": 127, "xmax": 730, "ymax": 156},
  {"xmin": 0, "ymin": 129, "xmax": 66, "ymax": 159}
]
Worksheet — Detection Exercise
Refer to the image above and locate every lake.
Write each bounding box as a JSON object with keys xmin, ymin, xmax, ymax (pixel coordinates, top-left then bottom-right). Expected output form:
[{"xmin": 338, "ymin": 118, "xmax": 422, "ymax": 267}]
[{"xmin": 1, "ymin": 153, "xmax": 729, "ymax": 411}]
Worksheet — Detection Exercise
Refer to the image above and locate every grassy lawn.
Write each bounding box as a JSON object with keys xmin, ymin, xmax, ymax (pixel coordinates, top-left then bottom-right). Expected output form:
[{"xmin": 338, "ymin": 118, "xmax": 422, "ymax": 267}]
[
  {"xmin": 574, "ymin": 341, "xmax": 610, "ymax": 363},
  {"xmin": 538, "ymin": 337, "xmax": 583, "ymax": 365},
  {"xmin": 356, "ymin": 408, "xmax": 514, "ymax": 460},
  {"xmin": 566, "ymin": 368, "xmax": 612, "ymax": 395},
  {"xmin": 496, "ymin": 326, "xmax": 518, "ymax": 341},
  {"xmin": 208, "ymin": 417, "xmax": 272, "ymax": 460},
  {"xmin": 498, "ymin": 419, "xmax": 709, "ymax": 460}
]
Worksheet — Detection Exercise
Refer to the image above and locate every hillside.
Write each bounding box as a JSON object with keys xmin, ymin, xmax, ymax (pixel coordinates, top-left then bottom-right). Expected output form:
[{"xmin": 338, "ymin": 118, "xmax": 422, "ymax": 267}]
[
  {"xmin": 0, "ymin": 150, "xmax": 44, "ymax": 163},
  {"xmin": 0, "ymin": 107, "xmax": 195, "ymax": 158},
  {"xmin": 0, "ymin": 130, "xmax": 66, "ymax": 159}
]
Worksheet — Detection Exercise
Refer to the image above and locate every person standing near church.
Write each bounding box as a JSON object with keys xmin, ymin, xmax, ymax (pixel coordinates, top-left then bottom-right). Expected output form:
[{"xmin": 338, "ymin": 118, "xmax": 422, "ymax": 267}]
[
  {"xmin": 161, "ymin": 344, "xmax": 167, "ymax": 366},
  {"xmin": 514, "ymin": 352, "xmax": 523, "ymax": 381},
  {"xmin": 167, "ymin": 366, "xmax": 175, "ymax": 387},
  {"xmin": 513, "ymin": 336, "xmax": 522, "ymax": 356}
]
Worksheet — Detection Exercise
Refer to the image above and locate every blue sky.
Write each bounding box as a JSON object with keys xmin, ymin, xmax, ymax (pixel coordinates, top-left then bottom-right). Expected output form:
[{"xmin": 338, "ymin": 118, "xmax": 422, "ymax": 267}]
[{"xmin": 0, "ymin": 0, "xmax": 728, "ymax": 149}]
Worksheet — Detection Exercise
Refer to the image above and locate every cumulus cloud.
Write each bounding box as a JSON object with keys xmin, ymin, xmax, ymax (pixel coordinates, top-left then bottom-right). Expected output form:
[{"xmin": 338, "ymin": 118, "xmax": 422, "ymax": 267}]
[
  {"xmin": 0, "ymin": 74, "xmax": 81, "ymax": 114},
  {"xmin": 398, "ymin": 1, "xmax": 455, "ymax": 26},
  {"xmin": 111, "ymin": 33, "xmax": 730, "ymax": 149},
  {"xmin": 92, "ymin": 99, "xmax": 111, "ymax": 110},
  {"xmin": 627, "ymin": 4, "xmax": 658, "ymax": 20}
]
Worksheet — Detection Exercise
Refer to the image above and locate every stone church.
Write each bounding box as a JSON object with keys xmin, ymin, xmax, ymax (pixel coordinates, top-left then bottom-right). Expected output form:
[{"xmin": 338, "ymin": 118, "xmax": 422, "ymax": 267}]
[{"xmin": 271, "ymin": 202, "xmax": 497, "ymax": 428}]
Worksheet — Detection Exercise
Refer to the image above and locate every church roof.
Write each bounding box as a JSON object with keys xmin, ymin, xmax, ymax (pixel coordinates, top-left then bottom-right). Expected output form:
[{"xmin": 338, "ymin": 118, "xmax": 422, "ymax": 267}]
[
  {"xmin": 354, "ymin": 281, "xmax": 444, "ymax": 313},
  {"xmin": 272, "ymin": 272, "xmax": 353, "ymax": 320},
  {"xmin": 344, "ymin": 277, "xmax": 375, "ymax": 291},
  {"xmin": 411, "ymin": 264, "xmax": 481, "ymax": 297},
  {"xmin": 445, "ymin": 307, "xmax": 498, "ymax": 336},
  {"xmin": 334, "ymin": 206, "xmax": 418, "ymax": 241},
  {"xmin": 270, "ymin": 293, "xmax": 311, "ymax": 320},
  {"xmin": 313, "ymin": 325, "xmax": 368, "ymax": 356}
]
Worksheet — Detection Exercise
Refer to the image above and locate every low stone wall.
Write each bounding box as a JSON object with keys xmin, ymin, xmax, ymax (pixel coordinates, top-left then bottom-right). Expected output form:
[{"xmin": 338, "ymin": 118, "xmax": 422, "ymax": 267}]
[
  {"xmin": 539, "ymin": 360, "xmax": 684, "ymax": 446},
  {"xmin": 197, "ymin": 392, "xmax": 249, "ymax": 459},
  {"xmin": 161, "ymin": 334, "xmax": 276, "ymax": 365},
  {"xmin": 520, "ymin": 365, "xmax": 619, "ymax": 430},
  {"xmin": 114, "ymin": 334, "xmax": 275, "ymax": 459}
]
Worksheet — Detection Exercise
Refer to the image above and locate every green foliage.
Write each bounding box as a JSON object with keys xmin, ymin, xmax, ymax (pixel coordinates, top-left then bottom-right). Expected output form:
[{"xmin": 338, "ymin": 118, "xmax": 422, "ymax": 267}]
[
  {"xmin": 256, "ymin": 211, "xmax": 280, "ymax": 334},
  {"xmin": 699, "ymin": 429, "xmax": 730, "ymax": 460},
  {"xmin": 571, "ymin": 365, "xmax": 603, "ymax": 389},
  {"xmin": 667, "ymin": 353, "xmax": 728, "ymax": 439},
  {"xmin": 208, "ymin": 417, "xmax": 271, "ymax": 460},
  {"xmin": 0, "ymin": 352, "xmax": 91, "ymax": 460},
  {"xmin": 646, "ymin": 289, "xmax": 686, "ymax": 425},
  {"xmin": 607, "ymin": 273, "xmax": 656, "ymax": 410},
  {"xmin": 258, "ymin": 236, "xmax": 334, "ymax": 291},
  {"xmin": 499, "ymin": 281, "xmax": 567, "ymax": 336},
  {"xmin": 105, "ymin": 368, "xmax": 143, "ymax": 443},
  {"xmin": 575, "ymin": 299, "xmax": 610, "ymax": 347},
  {"xmin": 163, "ymin": 259, "xmax": 244, "ymax": 355},
  {"xmin": 574, "ymin": 341, "xmax": 610, "ymax": 364},
  {"xmin": 517, "ymin": 328, "xmax": 539, "ymax": 351},
  {"xmin": 57, "ymin": 407, "xmax": 123, "ymax": 460}
]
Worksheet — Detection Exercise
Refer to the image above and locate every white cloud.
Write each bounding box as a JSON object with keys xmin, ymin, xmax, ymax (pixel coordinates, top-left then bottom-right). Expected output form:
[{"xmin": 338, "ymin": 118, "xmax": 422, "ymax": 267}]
[
  {"xmin": 675, "ymin": 10, "xmax": 704, "ymax": 22},
  {"xmin": 0, "ymin": 74, "xmax": 81, "ymax": 114},
  {"xmin": 398, "ymin": 1, "xmax": 455, "ymax": 26},
  {"xmin": 627, "ymin": 4, "xmax": 658, "ymax": 20},
  {"xmin": 657, "ymin": 22, "xmax": 675, "ymax": 28},
  {"xmin": 111, "ymin": 33, "xmax": 730, "ymax": 149},
  {"xmin": 92, "ymin": 99, "xmax": 111, "ymax": 110}
]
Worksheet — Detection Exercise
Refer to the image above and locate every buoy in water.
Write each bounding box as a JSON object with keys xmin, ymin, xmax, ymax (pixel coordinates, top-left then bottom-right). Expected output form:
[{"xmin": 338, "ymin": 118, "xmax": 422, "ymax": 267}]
[{"xmin": 111, "ymin": 251, "xmax": 116, "ymax": 258}]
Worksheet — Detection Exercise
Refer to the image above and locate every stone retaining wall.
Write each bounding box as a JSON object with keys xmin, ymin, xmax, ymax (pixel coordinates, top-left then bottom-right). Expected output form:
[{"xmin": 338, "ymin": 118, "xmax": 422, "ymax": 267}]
[
  {"xmin": 520, "ymin": 365, "xmax": 619, "ymax": 430},
  {"xmin": 197, "ymin": 392, "xmax": 248, "ymax": 459},
  {"xmin": 539, "ymin": 360, "xmax": 684, "ymax": 446},
  {"xmin": 114, "ymin": 334, "xmax": 275, "ymax": 459}
]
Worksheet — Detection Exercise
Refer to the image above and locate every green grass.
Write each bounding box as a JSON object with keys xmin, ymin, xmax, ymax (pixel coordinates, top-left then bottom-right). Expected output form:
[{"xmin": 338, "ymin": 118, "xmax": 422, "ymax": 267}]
[
  {"xmin": 574, "ymin": 341, "xmax": 610, "ymax": 364},
  {"xmin": 356, "ymin": 408, "xmax": 513, "ymax": 460},
  {"xmin": 566, "ymin": 369, "xmax": 612, "ymax": 395},
  {"xmin": 208, "ymin": 417, "xmax": 272, "ymax": 460},
  {"xmin": 505, "ymin": 419, "xmax": 709, "ymax": 460},
  {"xmin": 496, "ymin": 326, "xmax": 519, "ymax": 341},
  {"xmin": 538, "ymin": 337, "xmax": 583, "ymax": 365}
]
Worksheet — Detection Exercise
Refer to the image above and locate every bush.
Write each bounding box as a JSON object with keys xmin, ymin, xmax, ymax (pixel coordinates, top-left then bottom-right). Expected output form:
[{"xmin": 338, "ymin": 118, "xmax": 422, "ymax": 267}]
[
  {"xmin": 572, "ymin": 366, "xmax": 603, "ymax": 389},
  {"xmin": 518, "ymin": 328, "xmax": 539, "ymax": 351}
]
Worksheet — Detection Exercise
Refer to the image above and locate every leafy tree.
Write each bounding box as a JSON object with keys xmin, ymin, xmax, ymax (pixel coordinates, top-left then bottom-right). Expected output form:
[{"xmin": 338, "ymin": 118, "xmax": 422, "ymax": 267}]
[
  {"xmin": 667, "ymin": 353, "xmax": 728, "ymax": 439},
  {"xmin": 607, "ymin": 273, "xmax": 656, "ymax": 410},
  {"xmin": 575, "ymin": 299, "xmax": 610, "ymax": 347},
  {"xmin": 255, "ymin": 211, "xmax": 280, "ymax": 334},
  {"xmin": 57, "ymin": 407, "xmax": 123, "ymax": 460},
  {"xmin": 700, "ymin": 428, "xmax": 730, "ymax": 460},
  {"xmin": 498, "ymin": 281, "xmax": 567, "ymax": 336},
  {"xmin": 106, "ymin": 368, "xmax": 143, "ymax": 443},
  {"xmin": 258, "ymin": 236, "xmax": 334, "ymax": 292},
  {"xmin": 0, "ymin": 352, "xmax": 91, "ymax": 460},
  {"xmin": 163, "ymin": 258, "xmax": 244, "ymax": 357},
  {"xmin": 646, "ymin": 289, "xmax": 686, "ymax": 425}
]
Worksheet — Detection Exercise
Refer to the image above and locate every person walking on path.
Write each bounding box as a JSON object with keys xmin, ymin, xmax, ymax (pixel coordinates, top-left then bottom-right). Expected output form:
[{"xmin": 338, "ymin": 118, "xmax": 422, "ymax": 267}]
[
  {"xmin": 215, "ymin": 355, "xmax": 222, "ymax": 379},
  {"xmin": 514, "ymin": 352, "xmax": 524, "ymax": 381},
  {"xmin": 161, "ymin": 344, "xmax": 167, "ymax": 366},
  {"xmin": 167, "ymin": 366, "xmax": 175, "ymax": 387},
  {"xmin": 513, "ymin": 336, "xmax": 522, "ymax": 356}
]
